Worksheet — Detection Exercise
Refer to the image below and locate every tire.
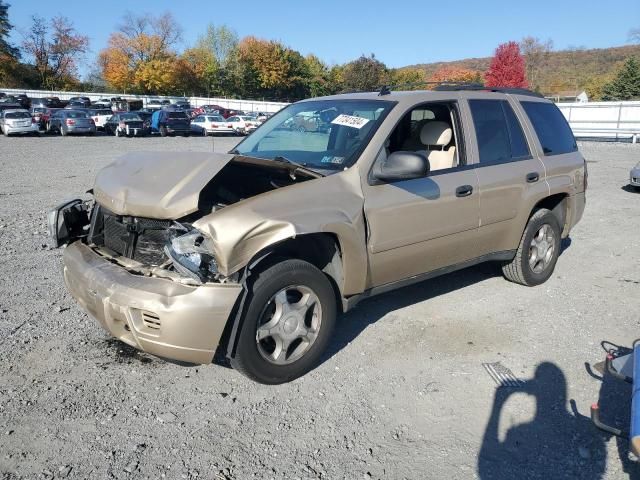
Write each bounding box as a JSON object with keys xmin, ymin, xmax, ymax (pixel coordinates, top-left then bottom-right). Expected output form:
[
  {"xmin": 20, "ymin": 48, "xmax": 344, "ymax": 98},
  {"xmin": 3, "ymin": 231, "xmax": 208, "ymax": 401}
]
[
  {"xmin": 114, "ymin": 128, "xmax": 120, "ymax": 137},
  {"xmin": 160, "ymin": 126, "xmax": 168, "ymax": 137},
  {"xmin": 3, "ymin": 129, "xmax": 9, "ymax": 137},
  {"xmin": 502, "ymin": 208, "xmax": 561, "ymax": 287},
  {"xmin": 231, "ymin": 259, "xmax": 337, "ymax": 384},
  {"xmin": 60, "ymin": 125, "xmax": 66, "ymax": 136}
]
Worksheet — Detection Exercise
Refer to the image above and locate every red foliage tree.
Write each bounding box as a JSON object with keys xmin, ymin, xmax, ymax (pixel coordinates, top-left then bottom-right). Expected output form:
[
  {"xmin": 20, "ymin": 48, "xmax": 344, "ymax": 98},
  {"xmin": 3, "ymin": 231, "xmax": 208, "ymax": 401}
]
[{"xmin": 485, "ymin": 41, "xmax": 528, "ymax": 88}]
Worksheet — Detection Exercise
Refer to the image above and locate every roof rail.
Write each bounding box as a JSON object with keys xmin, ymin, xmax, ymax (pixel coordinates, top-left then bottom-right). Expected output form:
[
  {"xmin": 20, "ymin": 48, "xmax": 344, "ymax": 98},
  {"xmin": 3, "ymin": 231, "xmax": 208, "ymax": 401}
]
[{"xmin": 433, "ymin": 83, "xmax": 544, "ymax": 98}]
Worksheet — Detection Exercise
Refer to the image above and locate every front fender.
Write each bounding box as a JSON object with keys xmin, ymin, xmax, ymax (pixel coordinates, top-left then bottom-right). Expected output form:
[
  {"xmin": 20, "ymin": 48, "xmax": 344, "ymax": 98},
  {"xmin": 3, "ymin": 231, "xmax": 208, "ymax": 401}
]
[{"xmin": 193, "ymin": 170, "xmax": 369, "ymax": 296}]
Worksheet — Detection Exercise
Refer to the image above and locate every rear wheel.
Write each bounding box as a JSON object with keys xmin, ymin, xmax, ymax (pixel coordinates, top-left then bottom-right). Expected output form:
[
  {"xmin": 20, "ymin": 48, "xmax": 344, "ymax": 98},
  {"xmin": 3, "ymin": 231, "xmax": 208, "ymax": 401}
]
[
  {"xmin": 60, "ymin": 126, "xmax": 67, "ymax": 136},
  {"xmin": 114, "ymin": 128, "xmax": 120, "ymax": 137},
  {"xmin": 231, "ymin": 259, "xmax": 337, "ymax": 384},
  {"xmin": 502, "ymin": 208, "xmax": 561, "ymax": 286},
  {"xmin": 160, "ymin": 126, "xmax": 168, "ymax": 137}
]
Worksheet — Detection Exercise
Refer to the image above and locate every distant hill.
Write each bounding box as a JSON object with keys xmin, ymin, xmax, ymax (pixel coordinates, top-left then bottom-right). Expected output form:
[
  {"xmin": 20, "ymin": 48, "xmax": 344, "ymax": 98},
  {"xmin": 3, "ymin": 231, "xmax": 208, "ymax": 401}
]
[{"xmin": 405, "ymin": 44, "xmax": 640, "ymax": 96}]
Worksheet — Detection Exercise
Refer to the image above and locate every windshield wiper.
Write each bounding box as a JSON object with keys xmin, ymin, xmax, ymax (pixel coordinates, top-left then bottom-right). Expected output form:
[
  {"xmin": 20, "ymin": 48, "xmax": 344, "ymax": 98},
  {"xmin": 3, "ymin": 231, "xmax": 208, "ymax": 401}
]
[
  {"xmin": 272, "ymin": 155, "xmax": 306, "ymax": 168},
  {"xmin": 272, "ymin": 156, "xmax": 324, "ymax": 178}
]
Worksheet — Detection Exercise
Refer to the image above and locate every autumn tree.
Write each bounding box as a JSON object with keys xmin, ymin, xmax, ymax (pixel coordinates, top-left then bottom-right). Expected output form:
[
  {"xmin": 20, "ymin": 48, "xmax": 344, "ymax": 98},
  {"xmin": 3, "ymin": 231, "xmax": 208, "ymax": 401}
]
[
  {"xmin": 99, "ymin": 12, "xmax": 182, "ymax": 93},
  {"xmin": 485, "ymin": 41, "xmax": 528, "ymax": 88},
  {"xmin": 388, "ymin": 67, "xmax": 427, "ymax": 89},
  {"xmin": 520, "ymin": 36, "xmax": 553, "ymax": 91},
  {"xmin": 341, "ymin": 54, "xmax": 387, "ymax": 92},
  {"xmin": 21, "ymin": 15, "xmax": 88, "ymax": 89},
  {"xmin": 236, "ymin": 36, "xmax": 309, "ymax": 100},
  {"xmin": 430, "ymin": 66, "xmax": 482, "ymax": 84},
  {"xmin": 601, "ymin": 56, "xmax": 640, "ymax": 100}
]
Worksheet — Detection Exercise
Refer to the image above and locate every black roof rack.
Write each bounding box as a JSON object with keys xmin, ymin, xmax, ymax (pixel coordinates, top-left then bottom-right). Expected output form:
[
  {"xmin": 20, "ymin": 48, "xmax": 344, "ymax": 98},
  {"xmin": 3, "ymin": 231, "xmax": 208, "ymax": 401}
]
[
  {"xmin": 432, "ymin": 83, "xmax": 544, "ymax": 98},
  {"xmin": 342, "ymin": 82, "xmax": 544, "ymax": 98}
]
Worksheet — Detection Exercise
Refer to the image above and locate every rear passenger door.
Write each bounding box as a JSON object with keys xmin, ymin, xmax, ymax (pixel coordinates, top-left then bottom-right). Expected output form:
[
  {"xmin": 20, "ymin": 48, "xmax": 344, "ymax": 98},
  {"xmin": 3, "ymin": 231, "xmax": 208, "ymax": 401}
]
[{"xmin": 466, "ymin": 97, "xmax": 548, "ymax": 257}]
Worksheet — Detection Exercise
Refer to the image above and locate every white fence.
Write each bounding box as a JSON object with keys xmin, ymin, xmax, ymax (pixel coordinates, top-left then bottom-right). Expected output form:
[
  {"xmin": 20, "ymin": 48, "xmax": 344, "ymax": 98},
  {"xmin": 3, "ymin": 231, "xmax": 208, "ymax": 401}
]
[
  {"xmin": 557, "ymin": 101, "xmax": 640, "ymax": 143},
  {"xmin": 0, "ymin": 87, "xmax": 289, "ymax": 114}
]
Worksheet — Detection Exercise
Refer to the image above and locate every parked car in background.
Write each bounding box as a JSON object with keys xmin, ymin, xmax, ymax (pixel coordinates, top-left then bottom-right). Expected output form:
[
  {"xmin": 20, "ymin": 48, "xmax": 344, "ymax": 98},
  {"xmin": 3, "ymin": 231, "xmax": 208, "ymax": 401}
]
[
  {"xmin": 173, "ymin": 99, "xmax": 191, "ymax": 110},
  {"xmin": 151, "ymin": 109, "xmax": 190, "ymax": 136},
  {"xmin": 630, "ymin": 161, "xmax": 640, "ymax": 191},
  {"xmin": 190, "ymin": 114, "xmax": 233, "ymax": 135},
  {"xmin": 65, "ymin": 101, "xmax": 88, "ymax": 110},
  {"xmin": 145, "ymin": 99, "xmax": 163, "ymax": 110},
  {"xmin": 113, "ymin": 98, "xmax": 144, "ymax": 113},
  {"xmin": 104, "ymin": 112, "xmax": 149, "ymax": 137},
  {"xmin": 93, "ymin": 98, "xmax": 114, "ymax": 108},
  {"xmin": 48, "ymin": 109, "xmax": 96, "ymax": 136},
  {"xmin": 87, "ymin": 108, "xmax": 113, "ymax": 130},
  {"xmin": 31, "ymin": 97, "xmax": 65, "ymax": 109},
  {"xmin": 226, "ymin": 115, "xmax": 259, "ymax": 135},
  {"xmin": 30, "ymin": 107, "xmax": 59, "ymax": 130},
  {"xmin": 0, "ymin": 109, "xmax": 39, "ymax": 136},
  {"xmin": 134, "ymin": 109, "xmax": 154, "ymax": 123},
  {"xmin": 68, "ymin": 97, "xmax": 91, "ymax": 107}
]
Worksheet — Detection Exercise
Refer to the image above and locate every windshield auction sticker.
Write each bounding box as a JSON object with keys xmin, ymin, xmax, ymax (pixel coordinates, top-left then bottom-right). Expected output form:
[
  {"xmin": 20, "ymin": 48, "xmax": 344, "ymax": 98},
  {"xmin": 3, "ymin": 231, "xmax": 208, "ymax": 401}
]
[{"xmin": 331, "ymin": 114, "xmax": 370, "ymax": 129}]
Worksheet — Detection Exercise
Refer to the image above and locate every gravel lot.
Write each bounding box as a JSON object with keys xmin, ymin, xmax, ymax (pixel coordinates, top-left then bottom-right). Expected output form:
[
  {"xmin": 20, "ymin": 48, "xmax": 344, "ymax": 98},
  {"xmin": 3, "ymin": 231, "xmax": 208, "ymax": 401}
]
[{"xmin": 0, "ymin": 135, "xmax": 639, "ymax": 480}]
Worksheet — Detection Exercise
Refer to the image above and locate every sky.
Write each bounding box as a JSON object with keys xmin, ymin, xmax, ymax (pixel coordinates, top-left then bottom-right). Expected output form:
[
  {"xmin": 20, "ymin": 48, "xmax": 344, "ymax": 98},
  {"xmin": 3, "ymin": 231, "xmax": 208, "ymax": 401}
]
[{"xmin": 6, "ymin": 0, "xmax": 640, "ymax": 77}]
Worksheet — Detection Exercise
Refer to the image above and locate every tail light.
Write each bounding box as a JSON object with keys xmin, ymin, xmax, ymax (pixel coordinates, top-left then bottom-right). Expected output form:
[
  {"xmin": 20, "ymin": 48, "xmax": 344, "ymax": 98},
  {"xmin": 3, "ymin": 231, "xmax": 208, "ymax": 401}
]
[
  {"xmin": 66, "ymin": 119, "xmax": 75, "ymax": 125},
  {"xmin": 119, "ymin": 122, "xmax": 125, "ymax": 128},
  {"xmin": 94, "ymin": 117, "xmax": 99, "ymax": 122},
  {"xmin": 32, "ymin": 117, "xmax": 37, "ymax": 123},
  {"xmin": 211, "ymin": 123, "xmax": 217, "ymax": 128}
]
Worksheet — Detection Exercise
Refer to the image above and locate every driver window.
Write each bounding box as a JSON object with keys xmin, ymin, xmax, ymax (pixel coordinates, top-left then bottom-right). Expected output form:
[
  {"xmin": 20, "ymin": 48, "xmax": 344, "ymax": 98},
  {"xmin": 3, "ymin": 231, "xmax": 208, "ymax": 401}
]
[{"xmin": 386, "ymin": 102, "xmax": 462, "ymax": 172}]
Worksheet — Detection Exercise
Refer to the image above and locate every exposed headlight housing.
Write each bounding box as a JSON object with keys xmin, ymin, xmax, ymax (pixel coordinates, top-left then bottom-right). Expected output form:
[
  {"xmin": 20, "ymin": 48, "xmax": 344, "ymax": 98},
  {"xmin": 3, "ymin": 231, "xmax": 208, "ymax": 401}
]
[{"xmin": 165, "ymin": 229, "xmax": 218, "ymax": 283}]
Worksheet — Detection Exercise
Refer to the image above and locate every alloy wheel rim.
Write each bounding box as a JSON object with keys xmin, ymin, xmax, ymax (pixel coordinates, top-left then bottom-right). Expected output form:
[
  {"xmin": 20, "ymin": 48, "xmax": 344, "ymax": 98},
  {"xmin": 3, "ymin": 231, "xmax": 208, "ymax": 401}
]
[
  {"xmin": 255, "ymin": 285, "xmax": 322, "ymax": 365},
  {"xmin": 529, "ymin": 223, "xmax": 555, "ymax": 274}
]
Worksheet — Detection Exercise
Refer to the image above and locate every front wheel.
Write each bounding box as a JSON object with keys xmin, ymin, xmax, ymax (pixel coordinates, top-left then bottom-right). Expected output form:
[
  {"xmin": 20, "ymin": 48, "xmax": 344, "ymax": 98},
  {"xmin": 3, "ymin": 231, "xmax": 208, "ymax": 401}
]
[
  {"xmin": 231, "ymin": 259, "xmax": 337, "ymax": 384},
  {"xmin": 502, "ymin": 208, "xmax": 561, "ymax": 286}
]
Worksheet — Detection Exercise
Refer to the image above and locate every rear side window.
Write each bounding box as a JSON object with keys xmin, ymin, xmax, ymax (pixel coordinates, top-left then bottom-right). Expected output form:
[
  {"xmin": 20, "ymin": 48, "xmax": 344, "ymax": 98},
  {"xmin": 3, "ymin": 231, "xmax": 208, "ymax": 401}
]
[
  {"xmin": 168, "ymin": 112, "xmax": 187, "ymax": 119},
  {"xmin": 521, "ymin": 101, "xmax": 577, "ymax": 155},
  {"xmin": 469, "ymin": 100, "xmax": 530, "ymax": 164}
]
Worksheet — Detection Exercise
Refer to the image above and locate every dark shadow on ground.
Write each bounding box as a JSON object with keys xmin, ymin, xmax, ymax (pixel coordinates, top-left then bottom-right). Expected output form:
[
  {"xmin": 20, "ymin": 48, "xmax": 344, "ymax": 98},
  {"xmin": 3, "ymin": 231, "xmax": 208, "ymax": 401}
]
[
  {"xmin": 478, "ymin": 362, "xmax": 607, "ymax": 479},
  {"xmin": 621, "ymin": 185, "xmax": 640, "ymax": 194}
]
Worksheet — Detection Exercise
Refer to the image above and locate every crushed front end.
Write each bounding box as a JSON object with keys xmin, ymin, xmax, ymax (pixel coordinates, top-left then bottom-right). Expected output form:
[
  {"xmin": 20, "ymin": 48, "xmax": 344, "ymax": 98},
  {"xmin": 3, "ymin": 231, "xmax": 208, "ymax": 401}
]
[{"xmin": 55, "ymin": 201, "xmax": 242, "ymax": 364}]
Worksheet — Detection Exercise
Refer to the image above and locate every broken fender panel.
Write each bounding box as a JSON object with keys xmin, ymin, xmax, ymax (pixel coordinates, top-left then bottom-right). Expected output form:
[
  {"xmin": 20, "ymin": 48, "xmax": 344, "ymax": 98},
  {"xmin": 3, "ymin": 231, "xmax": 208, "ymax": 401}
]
[
  {"xmin": 193, "ymin": 168, "xmax": 369, "ymax": 296},
  {"xmin": 93, "ymin": 152, "xmax": 235, "ymax": 219}
]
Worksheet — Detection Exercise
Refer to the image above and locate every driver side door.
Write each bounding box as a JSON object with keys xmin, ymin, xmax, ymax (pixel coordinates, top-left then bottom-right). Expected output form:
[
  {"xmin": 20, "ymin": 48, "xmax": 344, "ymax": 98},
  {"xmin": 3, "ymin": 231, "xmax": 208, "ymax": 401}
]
[{"xmin": 362, "ymin": 101, "xmax": 480, "ymax": 288}]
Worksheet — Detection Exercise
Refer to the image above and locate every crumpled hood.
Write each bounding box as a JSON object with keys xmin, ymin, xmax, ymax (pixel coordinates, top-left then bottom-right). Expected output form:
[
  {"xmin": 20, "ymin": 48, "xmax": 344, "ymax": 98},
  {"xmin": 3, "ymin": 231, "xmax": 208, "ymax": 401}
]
[{"xmin": 93, "ymin": 151, "xmax": 234, "ymax": 219}]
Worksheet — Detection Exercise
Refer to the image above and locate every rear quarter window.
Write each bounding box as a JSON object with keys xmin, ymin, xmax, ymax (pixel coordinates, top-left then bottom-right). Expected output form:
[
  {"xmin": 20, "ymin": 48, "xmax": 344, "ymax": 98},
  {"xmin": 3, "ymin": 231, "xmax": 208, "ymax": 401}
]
[{"xmin": 521, "ymin": 101, "xmax": 577, "ymax": 156}]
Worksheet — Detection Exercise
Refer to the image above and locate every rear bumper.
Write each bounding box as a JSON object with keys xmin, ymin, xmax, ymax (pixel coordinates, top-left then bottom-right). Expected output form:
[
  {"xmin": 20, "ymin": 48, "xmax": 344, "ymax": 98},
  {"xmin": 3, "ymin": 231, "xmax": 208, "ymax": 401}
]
[
  {"xmin": 63, "ymin": 241, "xmax": 242, "ymax": 364},
  {"xmin": 566, "ymin": 192, "xmax": 586, "ymax": 234},
  {"xmin": 5, "ymin": 124, "xmax": 39, "ymax": 134}
]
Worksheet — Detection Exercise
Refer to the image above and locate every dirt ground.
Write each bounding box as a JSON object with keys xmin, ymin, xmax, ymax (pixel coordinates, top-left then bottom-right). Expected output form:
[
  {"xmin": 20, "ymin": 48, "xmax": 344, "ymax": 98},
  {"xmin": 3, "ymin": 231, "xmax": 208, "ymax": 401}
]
[{"xmin": 0, "ymin": 135, "xmax": 639, "ymax": 480}]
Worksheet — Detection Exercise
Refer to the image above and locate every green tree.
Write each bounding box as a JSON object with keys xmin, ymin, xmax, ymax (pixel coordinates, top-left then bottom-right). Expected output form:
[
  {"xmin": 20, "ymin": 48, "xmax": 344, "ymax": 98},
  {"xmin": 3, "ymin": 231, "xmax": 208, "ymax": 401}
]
[
  {"xmin": 193, "ymin": 24, "xmax": 239, "ymax": 96},
  {"xmin": 601, "ymin": 57, "xmax": 640, "ymax": 100},
  {"xmin": 0, "ymin": 0, "xmax": 21, "ymax": 86},
  {"xmin": 304, "ymin": 54, "xmax": 332, "ymax": 97},
  {"xmin": 341, "ymin": 54, "xmax": 387, "ymax": 92}
]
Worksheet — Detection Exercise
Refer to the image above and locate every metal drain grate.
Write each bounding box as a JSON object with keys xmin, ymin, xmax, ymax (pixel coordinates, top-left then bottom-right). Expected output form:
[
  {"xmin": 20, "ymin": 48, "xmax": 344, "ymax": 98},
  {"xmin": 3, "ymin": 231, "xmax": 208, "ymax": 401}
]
[{"xmin": 482, "ymin": 362, "xmax": 524, "ymax": 387}]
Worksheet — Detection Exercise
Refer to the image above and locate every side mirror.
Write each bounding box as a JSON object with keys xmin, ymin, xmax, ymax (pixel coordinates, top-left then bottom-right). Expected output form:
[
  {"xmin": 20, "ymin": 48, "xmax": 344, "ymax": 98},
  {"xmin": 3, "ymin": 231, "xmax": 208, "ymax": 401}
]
[{"xmin": 373, "ymin": 151, "xmax": 430, "ymax": 183}]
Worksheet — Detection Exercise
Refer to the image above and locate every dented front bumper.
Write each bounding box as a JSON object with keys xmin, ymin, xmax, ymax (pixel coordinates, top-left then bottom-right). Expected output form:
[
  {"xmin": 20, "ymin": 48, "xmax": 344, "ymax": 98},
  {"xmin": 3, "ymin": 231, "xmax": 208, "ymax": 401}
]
[{"xmin": 63, "ymin": 241, "xmax": 242, "ymax": 364}]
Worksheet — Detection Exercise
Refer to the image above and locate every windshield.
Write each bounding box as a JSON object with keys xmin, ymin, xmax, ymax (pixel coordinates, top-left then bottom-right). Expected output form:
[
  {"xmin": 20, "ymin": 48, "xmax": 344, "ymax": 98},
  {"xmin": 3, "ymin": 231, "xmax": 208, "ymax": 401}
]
[
  {"xmin": 233, "ymin": 99, "xmax": 394, "ymax": 172},
  {"xmin": 6, "ymin": 112, "xmax": 31, "ymax": 119},
  {"xmin": 120, "ymin": 113, "xmax": 142, "ymax": 121}
]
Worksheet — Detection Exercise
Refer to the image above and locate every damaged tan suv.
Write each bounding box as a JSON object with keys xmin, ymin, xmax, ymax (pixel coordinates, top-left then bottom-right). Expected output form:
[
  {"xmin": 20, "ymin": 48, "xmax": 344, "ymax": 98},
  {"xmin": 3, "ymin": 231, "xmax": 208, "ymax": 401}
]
[{"xmin": 50, "ymin": 86, "xmax": 586, "ymax": 384}]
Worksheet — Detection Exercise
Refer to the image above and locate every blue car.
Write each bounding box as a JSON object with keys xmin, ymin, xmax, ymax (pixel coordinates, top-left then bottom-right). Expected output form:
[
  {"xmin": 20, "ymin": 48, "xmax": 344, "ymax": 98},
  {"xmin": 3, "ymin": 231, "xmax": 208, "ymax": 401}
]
[{"xmin": 151, "ymin": 109, "xmax": 191, "ymax": 136}]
